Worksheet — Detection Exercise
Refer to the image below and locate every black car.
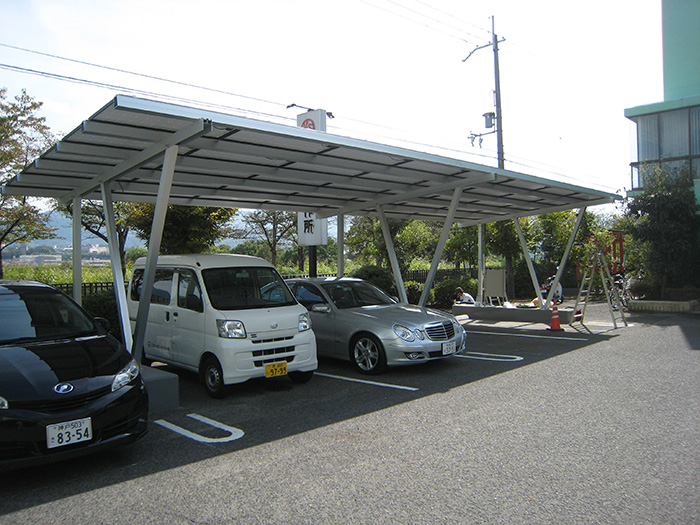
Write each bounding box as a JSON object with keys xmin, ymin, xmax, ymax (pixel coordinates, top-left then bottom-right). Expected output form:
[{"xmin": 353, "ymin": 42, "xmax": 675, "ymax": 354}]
[{"xmin": 0, "ymin": 280, "xmax": 148, "ymax": 472}]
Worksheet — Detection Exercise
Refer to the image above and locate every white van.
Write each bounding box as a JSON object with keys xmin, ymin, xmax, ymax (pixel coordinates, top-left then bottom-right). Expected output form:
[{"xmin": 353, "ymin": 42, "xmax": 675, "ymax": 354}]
[{"xmin": 127, "ymin": 254, "xmax": 317, "ymax": 398}]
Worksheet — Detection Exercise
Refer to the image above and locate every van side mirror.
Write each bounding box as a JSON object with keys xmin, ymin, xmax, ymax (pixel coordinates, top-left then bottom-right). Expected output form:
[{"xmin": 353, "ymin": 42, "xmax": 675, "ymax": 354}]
[{"xmin": 311, "ymin": 303, "xmax": 331, "ymax": 314}]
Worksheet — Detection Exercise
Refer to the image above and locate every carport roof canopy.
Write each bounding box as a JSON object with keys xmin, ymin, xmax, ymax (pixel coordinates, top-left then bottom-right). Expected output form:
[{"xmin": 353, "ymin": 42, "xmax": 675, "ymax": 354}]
[{"xmin": 2, "ymin": 95, "xmax": 619, "ymax": 224}]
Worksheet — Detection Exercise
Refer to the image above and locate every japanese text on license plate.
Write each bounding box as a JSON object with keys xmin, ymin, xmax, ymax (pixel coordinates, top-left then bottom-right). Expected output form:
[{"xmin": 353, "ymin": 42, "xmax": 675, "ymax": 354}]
[
  {"xmin": 442, "ymin": 341, "xmax": 456, "ymax": 355},
  {"xmin": 46, "ymin": 417, "xmax": 92, "ymax": 449},
  {"xmin": 265, "ymin": 361, "xmax": 287, "ymax": 378}
]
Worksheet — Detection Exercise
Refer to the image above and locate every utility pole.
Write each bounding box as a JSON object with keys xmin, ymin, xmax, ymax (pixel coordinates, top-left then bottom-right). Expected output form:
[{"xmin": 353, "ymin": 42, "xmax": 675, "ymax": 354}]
[
  {"xmin": 464, "ymin": 16, "xmax": 506, "ymax": 305},
  {"xmin": 492, "ymin": 16, "xmax": 505, "ymax": 169},
  {"xmin": 464, "ymin": 16, "xmax": 505, "ymax": 168}
]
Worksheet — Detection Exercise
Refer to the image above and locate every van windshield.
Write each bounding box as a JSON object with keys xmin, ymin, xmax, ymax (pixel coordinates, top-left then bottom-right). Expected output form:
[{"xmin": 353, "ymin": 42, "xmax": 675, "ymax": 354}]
[{"xmin": 202, "ymin": 266, "xmax": 298, "ymax": 310}]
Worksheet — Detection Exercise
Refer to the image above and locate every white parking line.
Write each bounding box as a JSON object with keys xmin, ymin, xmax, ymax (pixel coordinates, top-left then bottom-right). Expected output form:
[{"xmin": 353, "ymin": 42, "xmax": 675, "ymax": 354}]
[
  {"xmin": 466, "ymin": 330, "xmax": 587, "ymax": 342},
  {"xmin": 456, "ymin": 352, "xmax": 524, "ymax": 362},
  {"xmin": 155, "ymin": 413, "xmax": 245, "ymax": 443},
  {"xmin": 316, "ymin": 373, "xmax": 419, "ymax": 391}
]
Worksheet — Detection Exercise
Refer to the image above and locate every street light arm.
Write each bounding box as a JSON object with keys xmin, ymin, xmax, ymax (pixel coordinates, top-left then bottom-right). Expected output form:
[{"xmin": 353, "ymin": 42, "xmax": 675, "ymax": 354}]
[
  {"xmin": 462, "ymin": 42, "xmax": 492, "ymax": 62},
  {"xmin": 462, "ymin": 38, "xmax": 505, "ymax": 62}
]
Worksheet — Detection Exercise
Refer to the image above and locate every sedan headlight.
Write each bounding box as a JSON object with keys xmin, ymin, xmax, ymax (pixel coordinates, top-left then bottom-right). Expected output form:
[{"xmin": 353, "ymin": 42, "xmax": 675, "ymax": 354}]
[
  {"xmin": 217, "ymin": 319, "xmax": 247, "ymax": 339},
  {"xmin": 112, "ymin": 359, "xmax": 140, "ymax": 392},
  {"xmin": 0, "ymin": 396, "xmax": 8, "ymax": 410},
  {"xmin": 393, "ymin": 324, "xmax": 415, "ymax": 342},
  {"xmin": 298, "ymin": 312, "xmax": 311, "ymax": 332}
]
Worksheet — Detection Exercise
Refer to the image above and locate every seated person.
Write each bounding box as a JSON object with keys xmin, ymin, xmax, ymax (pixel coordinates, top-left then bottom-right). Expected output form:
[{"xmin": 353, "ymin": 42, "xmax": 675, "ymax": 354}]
[{"xmin": 454, "ymin": 287, "xmax": 475, "ymax": 304}]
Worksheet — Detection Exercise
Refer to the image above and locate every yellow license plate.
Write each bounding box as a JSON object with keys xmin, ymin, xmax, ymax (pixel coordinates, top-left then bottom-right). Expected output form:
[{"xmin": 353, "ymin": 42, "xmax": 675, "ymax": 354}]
[{"xmin": 265, "ymin": 361, "xmax": 287, "ymax": 378}]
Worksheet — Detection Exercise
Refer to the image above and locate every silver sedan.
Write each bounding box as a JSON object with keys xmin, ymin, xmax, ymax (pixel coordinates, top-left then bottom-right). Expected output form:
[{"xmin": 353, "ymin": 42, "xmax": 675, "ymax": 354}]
[{"xmin": 287, "ymin": 277, "xmax": 467, "ymax": 374}]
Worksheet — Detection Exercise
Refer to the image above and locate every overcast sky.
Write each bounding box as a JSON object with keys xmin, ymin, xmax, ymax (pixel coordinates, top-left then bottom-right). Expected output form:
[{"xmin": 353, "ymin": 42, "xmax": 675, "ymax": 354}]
[{"xmin": 0, "ymin": 0, "xmax": 663, "ymax": 203}]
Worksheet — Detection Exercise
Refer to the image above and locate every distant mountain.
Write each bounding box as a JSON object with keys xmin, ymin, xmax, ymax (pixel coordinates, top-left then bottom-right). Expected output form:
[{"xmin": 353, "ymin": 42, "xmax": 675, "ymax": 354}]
[{"xmin": 29, "ymin": 212, "xmax": 143, "ymax": 249}]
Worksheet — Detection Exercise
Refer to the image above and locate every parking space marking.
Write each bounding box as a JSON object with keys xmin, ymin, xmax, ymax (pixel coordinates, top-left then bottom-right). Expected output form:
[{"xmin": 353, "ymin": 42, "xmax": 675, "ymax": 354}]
[
  {"xmin": 316, "ymin": 373, "xmax": 419, "ymax": 391},
  {"xmin": 155, "ymin": 413, "xmax": 245, "ymax": 443},
  {"xmin": 456, "ymin": 352, "xmax": 524, "ymax": 362},
  {"xmin": 466, "ymin": 330, "xmax": 587, "ymax": 342}
]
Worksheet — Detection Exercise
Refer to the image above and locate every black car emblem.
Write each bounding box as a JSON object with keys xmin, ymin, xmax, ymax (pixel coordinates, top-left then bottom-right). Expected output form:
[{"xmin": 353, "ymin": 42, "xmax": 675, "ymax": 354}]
[{"xmin": 54, "ymin": 383, "xmax": 74, "ymax": 394}]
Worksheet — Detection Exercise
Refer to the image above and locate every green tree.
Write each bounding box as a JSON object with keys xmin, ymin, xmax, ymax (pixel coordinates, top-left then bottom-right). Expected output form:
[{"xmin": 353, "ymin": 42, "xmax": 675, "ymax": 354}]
[
  {"xmin": 57, "ymin": 199, "xmax": 134, "ymax": 278},
  {"xmin": 486, "ymin": 219, "xmax": 522, "ymax": 298},
  {"xmin": 239, "ymin": 210, "xmax": 296, "ymax": 266},
  {"xmin": 0, "ymin": 88, "xmax": 57, "ymax": 277},
  {"xmin": 346, "ymin": 216, "xmax": 437, "ymax": 274},
  {"xmin": 445, "ymin": 224, "xmax": 478, "ymax": 275},
  {"xmin": 623, "ymin": 164, "xmax": 700, "ymax": 295},
  {"xmin": 128, "ymin": 203, "xmax": 237, "ymax": 254},
  {"xmin": 232, "ymin": 239, "xmax": 272, "ymax": 260}
]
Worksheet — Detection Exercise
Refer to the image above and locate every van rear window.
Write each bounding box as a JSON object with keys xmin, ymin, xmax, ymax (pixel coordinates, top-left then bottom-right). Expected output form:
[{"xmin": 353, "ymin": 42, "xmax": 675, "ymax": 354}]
[{"xmin": 202, "ymin": 267, "xmax": 297, "ymax": 310}]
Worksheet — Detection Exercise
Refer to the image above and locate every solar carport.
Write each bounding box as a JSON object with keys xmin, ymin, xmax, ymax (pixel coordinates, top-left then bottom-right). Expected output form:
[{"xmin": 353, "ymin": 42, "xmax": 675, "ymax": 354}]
[{"xmin": 2, "ymin": 95, "xmax": 619, "ymax": 409}]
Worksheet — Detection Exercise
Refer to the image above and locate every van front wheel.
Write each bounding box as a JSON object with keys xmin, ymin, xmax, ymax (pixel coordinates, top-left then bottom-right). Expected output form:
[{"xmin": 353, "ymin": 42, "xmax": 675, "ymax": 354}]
[{"xmin": 201, "ymin": 356, "xmax": 227, "ymax": 398}]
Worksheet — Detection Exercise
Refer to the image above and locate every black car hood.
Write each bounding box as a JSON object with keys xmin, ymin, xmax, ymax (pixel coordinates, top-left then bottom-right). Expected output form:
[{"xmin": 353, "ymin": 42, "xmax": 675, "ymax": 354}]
[{"xmin": 0, "ymin": 335, "xmax": 129, "ymax": 401}]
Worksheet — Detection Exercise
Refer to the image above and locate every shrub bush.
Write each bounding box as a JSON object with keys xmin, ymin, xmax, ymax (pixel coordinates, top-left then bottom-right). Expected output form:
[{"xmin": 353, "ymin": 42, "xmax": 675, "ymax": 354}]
[
  {"xmin": 351, "ymin": 265, "xmax": 397, "ymax": 295},
  {"xmin": 433, "ymin": 276, "xmax": 478, "ymax": 308},
  {"xmin": 404, "ymin": 280, "xmax": 432, "ymax": 305},
  {"xmin": 82, "ymin": 290, "xmax": 123, "ymax": 342}
]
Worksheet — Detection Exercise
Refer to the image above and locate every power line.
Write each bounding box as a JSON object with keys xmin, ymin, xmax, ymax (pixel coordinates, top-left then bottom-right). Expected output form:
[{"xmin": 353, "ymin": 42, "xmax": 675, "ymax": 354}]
[
  {"xmin": 355, "ymin": 0, "xmax": 483, "ymax": 45},
  {"xmin": 405, "ymin": 0, "xmax": 492, "ymax": 41},
  {"xmin": 0, "ymin": 45, "xmax": 602, "ymax": 189},
  {"xmin": 0, "ymin": 63, "xmax": 291, "ymax": 125},
  {"xmin": 0, "ymin": 42, "xmax": 287, "ymax": 111}
]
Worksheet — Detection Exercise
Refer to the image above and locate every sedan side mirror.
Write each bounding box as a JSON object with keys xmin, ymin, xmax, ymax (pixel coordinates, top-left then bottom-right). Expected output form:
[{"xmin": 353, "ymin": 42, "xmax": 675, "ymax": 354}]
[
  {"xmin": 95, "ymin": 317, "xmax": 111, "ymax": 331},
  {"xmin": 311, "ymin": 303, "xmax": 331, "ymax": 314}
]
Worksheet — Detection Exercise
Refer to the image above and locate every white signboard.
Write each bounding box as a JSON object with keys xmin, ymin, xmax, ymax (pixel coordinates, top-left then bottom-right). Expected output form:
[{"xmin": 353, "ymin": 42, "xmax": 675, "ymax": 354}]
[
  {"xmin": 296, "ymin": 109, "xmax": 327, "ymax": 132},
  {"xmin": 298, "ymin": 212, "xmax": 328, "ymax": 247}
]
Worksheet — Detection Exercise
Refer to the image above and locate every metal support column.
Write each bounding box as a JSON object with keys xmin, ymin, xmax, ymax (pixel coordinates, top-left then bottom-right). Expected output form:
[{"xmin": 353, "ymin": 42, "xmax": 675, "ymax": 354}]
[
  {"xmin": 543, "ymin": 207, "xmax": 587, "ymax": 309},
  {"xmin": 477, "ymin": 224, "xmax": 485, "ymax": 305},
  {"xmin": 337, "ymin": 214, "xmax": 345, "ymax": 278},
  {"xmin": 71, "ymin": 197, "xmax": 82, "ymax": 304},
  {"xmin": 419, "ymin": 187, "xmax": 463, "ymax": 306},
  {"xmin": 131, "ymin": 145, "xmax": 179, "ymax": 361},
  {"xmin": 101, "ymin": 183, "xmax": 131, "ymax": 351},
  {"xmin": 514, "ymin": 218, "xmax": 543, "ymax": 305},
  {"xmin": 377, "ymin": 206, "xmax": 408, "ymax": 303}
]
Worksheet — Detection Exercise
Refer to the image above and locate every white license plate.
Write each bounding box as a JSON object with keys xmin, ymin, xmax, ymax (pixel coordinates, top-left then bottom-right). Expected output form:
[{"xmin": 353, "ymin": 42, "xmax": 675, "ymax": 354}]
[
  {"xmin": 442, "ymin": 341, "xmax": 456, "ymax": 355},
  {"xmin": 46, "ymin": 417, "xmax": 92, "ymax": 449}
]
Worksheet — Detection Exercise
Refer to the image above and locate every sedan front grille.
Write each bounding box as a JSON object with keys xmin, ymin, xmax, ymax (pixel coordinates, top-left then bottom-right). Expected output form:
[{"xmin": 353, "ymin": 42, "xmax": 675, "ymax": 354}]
[
  {"xmin": 424, "ymin": 321, "xmax": 455, "ymax": 341},
  {"xmin": 10, "ymin": 388, "xmax": 111, "ymax": 414}
]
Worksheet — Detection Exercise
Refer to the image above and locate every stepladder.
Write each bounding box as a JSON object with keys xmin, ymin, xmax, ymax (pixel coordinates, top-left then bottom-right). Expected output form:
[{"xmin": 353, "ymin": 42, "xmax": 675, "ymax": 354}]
[{"xmin": 570, "ymin": 251, "xmax": 628, "ymax": 328}]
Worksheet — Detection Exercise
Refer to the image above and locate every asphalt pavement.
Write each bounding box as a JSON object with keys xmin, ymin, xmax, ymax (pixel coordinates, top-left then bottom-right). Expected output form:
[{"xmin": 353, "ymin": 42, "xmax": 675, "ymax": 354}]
[{"xmin": 1, "ymin": 302, "xmax": 698, "ymax": 524}]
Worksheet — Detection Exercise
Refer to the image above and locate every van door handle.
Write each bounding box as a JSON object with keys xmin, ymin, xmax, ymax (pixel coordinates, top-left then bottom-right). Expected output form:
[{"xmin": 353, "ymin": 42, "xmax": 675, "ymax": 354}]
[{"xmin": 165, "ymin": 312, "xmax": 170, "ymax": 322}]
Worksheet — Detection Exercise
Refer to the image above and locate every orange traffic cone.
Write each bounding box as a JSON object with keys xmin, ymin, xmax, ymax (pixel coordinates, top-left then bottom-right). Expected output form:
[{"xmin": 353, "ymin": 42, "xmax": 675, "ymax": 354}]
[{"xmin": 547, "ymin": 305, "xmax": 564, "ymax": 332}]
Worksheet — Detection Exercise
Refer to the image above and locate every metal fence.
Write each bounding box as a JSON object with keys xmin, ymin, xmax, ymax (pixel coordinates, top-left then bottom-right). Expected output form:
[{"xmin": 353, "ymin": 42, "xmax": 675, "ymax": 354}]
[
  {"xmin": 52, "ymin": 268, "xmax": 471, "ymax": 298},
  {"xmin": 53, "ymin": 282, "xmax": 115, "ymax": 296}
]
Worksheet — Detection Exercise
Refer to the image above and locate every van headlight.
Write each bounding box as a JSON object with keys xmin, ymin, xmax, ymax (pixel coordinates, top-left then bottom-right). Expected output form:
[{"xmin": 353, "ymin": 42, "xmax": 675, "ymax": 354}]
[
  {"xmin": 112, "ymin": 359, "xmax": 140, "ymax": 392},
  {"xmin": 298, "ymin": 312, "xmax": 311, "ymax": 332},
  {"xmin": 0, "ymin": 396, "xmax": 8, "ymax": 410},
  {"xmin": 217, "ymin": 319, "xmax": 247, "ymax": 338}
]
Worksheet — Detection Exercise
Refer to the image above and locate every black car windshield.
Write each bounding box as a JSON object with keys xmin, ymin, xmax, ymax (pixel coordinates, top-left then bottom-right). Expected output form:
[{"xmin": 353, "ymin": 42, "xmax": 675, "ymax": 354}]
[
  {"xmin": 0, "ymin": 287, "xmax": 97, "ymax": 344},
  {"xmin": 202, "ymin": 266, "xmax": 297, "ymax": 310},
  {"xmin": 321, "ymin": 281, "xmax": 396, "ymax": 309}
]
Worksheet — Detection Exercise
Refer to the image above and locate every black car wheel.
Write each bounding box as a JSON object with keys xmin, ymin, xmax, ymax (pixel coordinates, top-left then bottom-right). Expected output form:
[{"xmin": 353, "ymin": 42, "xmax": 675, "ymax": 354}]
[
  {"xmin": 351, "ymin": 334, "xmax": 387, "ymax": 375},
  {"xmin": 201, "ymin": 356, "xmax": 226, "ymax": 398}
]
